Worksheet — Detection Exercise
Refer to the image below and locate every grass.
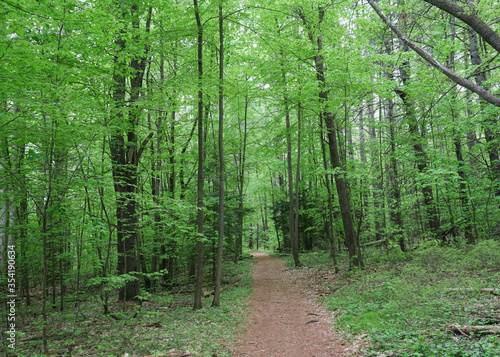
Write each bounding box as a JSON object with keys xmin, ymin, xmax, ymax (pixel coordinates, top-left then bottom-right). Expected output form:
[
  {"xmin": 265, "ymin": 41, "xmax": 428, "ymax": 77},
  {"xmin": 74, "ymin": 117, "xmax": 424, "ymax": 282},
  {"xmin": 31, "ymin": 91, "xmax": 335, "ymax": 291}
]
[
  {"xmin": 10, "ymin": 259, "xmax": 254, "ymax": 357},
  {"xmin": 282, "ymin": 240, "xmax": 500, "ymax": 357}
]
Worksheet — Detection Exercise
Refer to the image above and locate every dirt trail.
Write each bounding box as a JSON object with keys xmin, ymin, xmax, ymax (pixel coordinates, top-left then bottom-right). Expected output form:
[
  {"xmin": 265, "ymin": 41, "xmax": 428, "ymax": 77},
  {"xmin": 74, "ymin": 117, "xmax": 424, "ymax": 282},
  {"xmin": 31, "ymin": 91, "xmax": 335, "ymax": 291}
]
[{"xmin": 231, "ymin": 252, "xmax": 350, "ymax": 357}]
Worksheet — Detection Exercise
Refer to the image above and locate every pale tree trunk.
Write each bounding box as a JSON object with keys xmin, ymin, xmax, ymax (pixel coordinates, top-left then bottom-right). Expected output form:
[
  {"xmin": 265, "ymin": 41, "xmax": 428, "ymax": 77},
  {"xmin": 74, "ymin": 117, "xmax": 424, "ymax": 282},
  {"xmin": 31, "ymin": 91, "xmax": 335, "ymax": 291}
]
[
  {"xmin": 449, "ymin": 15, "xmax": 475, "ymax": 243},
  {"xmin": 386, "ymin": 98, "xmax": 404, "ymax": 249},
  {"xmin": 468, "ymin": 24, "xmax": 500, "ymax": 197},
  {"xmin": 235, "ymin": 93, "xmax": 249, "ymax": 261},
  {"xmin": 294, "ymin": 101, "xmax": 301, "ymax": 261},
  {"xmin": 368, "ymin": 98, "xmax": 384, "ymax": 242}
]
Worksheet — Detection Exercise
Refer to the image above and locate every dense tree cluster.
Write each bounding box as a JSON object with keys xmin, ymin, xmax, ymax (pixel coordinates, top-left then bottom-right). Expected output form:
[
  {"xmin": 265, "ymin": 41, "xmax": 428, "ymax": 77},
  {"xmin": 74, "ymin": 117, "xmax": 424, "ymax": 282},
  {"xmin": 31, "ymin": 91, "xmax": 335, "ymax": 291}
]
[{"xmin": 1, "ymin": 0, "xmax": 499, "ymax": 353}]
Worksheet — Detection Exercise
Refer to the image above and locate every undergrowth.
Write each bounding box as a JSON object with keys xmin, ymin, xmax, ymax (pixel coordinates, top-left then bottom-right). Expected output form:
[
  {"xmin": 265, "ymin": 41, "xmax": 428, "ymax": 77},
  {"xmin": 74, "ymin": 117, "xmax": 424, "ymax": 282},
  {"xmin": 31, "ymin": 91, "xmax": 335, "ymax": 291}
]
[
  {"xmin": 287, "ymin": 240, "xmax": 500, "ymax": 357},
  {"xmin": 11, "ymin": 259, "xmax": 254, "ymax": 357}
]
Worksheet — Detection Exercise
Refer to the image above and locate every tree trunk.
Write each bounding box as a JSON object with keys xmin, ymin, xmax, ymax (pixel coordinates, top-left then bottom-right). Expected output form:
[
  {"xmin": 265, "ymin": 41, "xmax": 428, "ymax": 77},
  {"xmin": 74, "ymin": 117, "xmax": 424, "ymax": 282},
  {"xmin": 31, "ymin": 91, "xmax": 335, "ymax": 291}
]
[
  {"xmin": 235, "ymin": 93, "xmax": 249, "ymax": 262},
  {"xmin": 320, "ymin": 115, "xmax": 338, "ymax": 270},
  {"xmin": 193, "ymin": 0, "xmax": 204, "ymax": 310},
  {"xmin": 110, "ymin": 2, "xmax": 152, "ymax": 301},
  {"xmin": 449, "ymin": 15, "xmax": 475, "ymax": 244},
  {"xmin": 396, "ymin": 41, "xmax": 440, "ymax": 238},
  {"xmin": 468, "ymin": 25, "xmax": 500, "ymax": 197},
  {"xmin": 212, "ymin": 0, "xmax": 224, "ymax": 308},
  {"xmin": 294, "ymin": 101, "xmax": 302, "ymax": 256},
  {"xmin": 368, "ymin": 98, "xmax": 384, "ymax": 242},
  {"xmin": 385, "ymin": 97, "xmax": 405, "ymax": 249},
  {"xmin": 298, "ymin": 7, "xmax": 362, "ymax": 268}
]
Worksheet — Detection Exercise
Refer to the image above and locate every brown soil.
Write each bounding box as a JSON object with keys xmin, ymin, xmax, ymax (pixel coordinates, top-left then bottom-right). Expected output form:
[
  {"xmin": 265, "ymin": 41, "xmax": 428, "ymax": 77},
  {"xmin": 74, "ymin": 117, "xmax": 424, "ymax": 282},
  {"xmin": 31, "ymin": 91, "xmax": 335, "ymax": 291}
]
[{"xmin": 231, "ymin": 252, "xmax": 354, "ymax": 357}]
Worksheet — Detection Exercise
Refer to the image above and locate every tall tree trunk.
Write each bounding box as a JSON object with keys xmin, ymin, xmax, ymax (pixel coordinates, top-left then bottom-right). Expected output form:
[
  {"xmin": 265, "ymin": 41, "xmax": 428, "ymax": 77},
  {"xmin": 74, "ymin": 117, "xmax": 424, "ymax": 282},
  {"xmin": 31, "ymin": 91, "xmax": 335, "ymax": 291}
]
[
  {"xmin": 298, "ymin": 7, "xmax": 362, "ymax": 268},
  {"xmin": 212, "ymin": 0, "xmax": 224, "ymax": 307},
  {"xmin": 235, "ymin": 94, "xmax": 249, "ymax": 262},
  {"xmin": 396, "ymin": 54, "xmax": 440, "ymax": 238},
  {"xmin": 284, "ymin": 92, "xmax": 300, "ymax": 266},
  {"xmin": 294, "ymin": 102, "xmax": 302, "ymax": 255},
  {"xmin": 193, "ymin": 0, "xmax": 204, "ymax": 310},
  {"xmin": 110, "ymin": 3, "xmax": 152, "ymax": 301},
  {"xmin": 468, "ymin": 25, "xmax": 500, "ymax": 197},
  {"xmin": 368, "ymin": 98, "xmax": 384, "ymax": 242},
  {"xmin": 386, "ymin": 98, "xmax": 405, "ymax": 249},
  {"xmin": 319, "ymin": 115, "xmax": 338, "ymax": 270},
  {"xmin": 449, "ymin": 15, "xmax": 475, "ymax": 243},
  {"xmin": 277, "ymin": 31, "xmax": 300, "ymax": 265}
]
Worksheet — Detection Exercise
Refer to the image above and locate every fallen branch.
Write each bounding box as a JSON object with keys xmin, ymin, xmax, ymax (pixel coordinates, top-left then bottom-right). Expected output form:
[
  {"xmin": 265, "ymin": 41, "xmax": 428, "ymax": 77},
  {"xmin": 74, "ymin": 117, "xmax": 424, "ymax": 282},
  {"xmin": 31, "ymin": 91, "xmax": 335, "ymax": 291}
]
[
  {"xmin": 362, "ymin": 239, "xmax": 387, "ymax": 247},
  {"xmin": 481, "ymin": 288, "xmax": 500, "ymax": 295},
  {"xmin": 448, "ymin": 323, "xmax": 500, "ymax": 335},
  {"xmin": 165, "ymin": 349, "xmax": 191, "ymax": 357},
  {"xmin": 446, "ymin": 288, "xmax": 499, "ymax": 295}
]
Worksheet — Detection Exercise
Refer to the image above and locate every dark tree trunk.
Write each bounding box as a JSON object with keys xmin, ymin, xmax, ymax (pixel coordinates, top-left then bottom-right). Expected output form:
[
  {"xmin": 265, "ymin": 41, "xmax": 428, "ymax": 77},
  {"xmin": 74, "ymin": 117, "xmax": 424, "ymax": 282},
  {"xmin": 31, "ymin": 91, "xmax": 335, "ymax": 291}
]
[
  {"xmin": 396, "ymin": 44, "xmax": 440, "ymax": 238},
  {"xmin": 294, "ymin": 102, "xmax": 302, "ymax": 255},
  {"xmin": 320, "ymin": 116, "xmax": 338, "ymax": 270},
  {"xmin": 193, "ymin": 0, "xmax": 204, "ymax": 310},
  {"xmin": 298, "ymin": 7, "xmax": 362, "ymax": 268},
  {"xmin": 110, "ymin": 3, "xmax": 152, "ymax": 301},
  {"xmin": 212, "ymin": 1, "xmax": 224, "ymax": 307}
]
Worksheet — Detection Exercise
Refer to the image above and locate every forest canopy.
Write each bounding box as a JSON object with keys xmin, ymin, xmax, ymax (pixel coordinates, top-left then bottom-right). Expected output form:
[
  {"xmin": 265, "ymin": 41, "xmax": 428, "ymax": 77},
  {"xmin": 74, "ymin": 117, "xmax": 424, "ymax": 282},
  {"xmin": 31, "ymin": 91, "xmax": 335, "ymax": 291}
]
[{"xmin": 1, "ymin": 0, "xmax": 499, "ymax": 353}]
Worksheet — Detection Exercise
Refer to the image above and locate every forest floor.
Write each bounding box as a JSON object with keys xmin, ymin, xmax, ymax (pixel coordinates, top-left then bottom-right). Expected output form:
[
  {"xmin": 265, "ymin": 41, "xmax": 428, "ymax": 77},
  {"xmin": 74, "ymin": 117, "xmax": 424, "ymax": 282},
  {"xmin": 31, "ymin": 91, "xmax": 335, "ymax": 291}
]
[{"xmin": 230, "ymin": 252, "xmax": 358, "ymax": 357}]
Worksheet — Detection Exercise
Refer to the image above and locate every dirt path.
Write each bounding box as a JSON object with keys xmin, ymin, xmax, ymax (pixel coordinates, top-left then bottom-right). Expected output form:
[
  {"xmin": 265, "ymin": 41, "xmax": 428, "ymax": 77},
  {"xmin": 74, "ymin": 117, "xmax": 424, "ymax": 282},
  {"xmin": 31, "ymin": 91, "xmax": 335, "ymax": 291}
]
[{"xmin": 231, "ymin": 252, "xmax": 351, "ymax": 357}]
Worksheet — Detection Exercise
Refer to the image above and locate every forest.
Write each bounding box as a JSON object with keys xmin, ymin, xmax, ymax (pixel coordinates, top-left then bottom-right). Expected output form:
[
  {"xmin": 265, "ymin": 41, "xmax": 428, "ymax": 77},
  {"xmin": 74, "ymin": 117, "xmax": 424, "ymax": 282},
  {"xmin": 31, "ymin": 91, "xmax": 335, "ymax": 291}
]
[{"xmin": 1, "ymin": 0, "xmax": 499, "ymax": 355}]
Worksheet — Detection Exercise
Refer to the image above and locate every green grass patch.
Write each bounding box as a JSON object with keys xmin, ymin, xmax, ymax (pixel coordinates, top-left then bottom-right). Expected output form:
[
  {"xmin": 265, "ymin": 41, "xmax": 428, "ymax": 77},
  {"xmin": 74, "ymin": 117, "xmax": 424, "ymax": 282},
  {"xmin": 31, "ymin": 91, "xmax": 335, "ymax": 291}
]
[
  {"xmin": 293, "ymin": 241, "xmax": 500, "ymax": 356},
  {"xmin": 13, "ymin": 259, "xmax": 255, "ymax": 357}
]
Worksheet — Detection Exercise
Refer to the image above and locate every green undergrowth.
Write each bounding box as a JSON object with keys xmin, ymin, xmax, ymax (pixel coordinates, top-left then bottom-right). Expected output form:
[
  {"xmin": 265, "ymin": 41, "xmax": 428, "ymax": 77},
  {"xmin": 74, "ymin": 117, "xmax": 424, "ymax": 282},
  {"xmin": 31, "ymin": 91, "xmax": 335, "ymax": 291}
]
[
  {"xmin": 15, "ymin": 259, "xmax": 254, "ymax": 357},
  {"xmin": 286, "ymin": 241, "xmax": 500, "ymax": 356}
]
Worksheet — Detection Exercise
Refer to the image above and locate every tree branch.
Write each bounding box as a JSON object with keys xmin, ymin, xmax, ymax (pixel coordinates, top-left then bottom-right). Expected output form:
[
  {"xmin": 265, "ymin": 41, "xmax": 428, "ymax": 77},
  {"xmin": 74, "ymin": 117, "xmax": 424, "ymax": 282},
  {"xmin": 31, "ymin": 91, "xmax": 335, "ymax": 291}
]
[
  {"xmin": 366, "ymin": 0, "xmax": 500, "ymax": 108},
  {"xmin": 422, "ymin": 0, "xmax": 500, "ymax": 54}
]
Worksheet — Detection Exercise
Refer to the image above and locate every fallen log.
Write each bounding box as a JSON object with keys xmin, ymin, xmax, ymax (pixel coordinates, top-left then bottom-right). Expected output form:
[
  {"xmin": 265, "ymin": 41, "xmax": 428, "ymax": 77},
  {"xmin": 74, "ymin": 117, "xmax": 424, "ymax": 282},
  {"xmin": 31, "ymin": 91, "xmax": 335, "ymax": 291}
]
[
  {"xmin": 481, "ymin": 288, "xmax": 500, "ymax": 295},
  {"xmin": 363, "ymin": 239, "xmax": 387, "ymax": 247},
  {"xmin": 446, "ymin": 288, "xmax": 499, "ymax": 295},
  {"xmin": 448, "ymin": 323, "xmax": 500, "ymax": 335}
]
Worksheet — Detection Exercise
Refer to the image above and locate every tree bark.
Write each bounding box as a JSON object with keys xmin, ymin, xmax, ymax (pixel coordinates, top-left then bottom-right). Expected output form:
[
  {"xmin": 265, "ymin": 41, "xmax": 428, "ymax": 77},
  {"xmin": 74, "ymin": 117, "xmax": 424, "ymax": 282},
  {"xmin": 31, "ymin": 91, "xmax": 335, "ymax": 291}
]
[
  {"xmin": 110, "ymin": 2, "xmax": 152, "ymax": 301},
  {"xmin": 235, "ymin": 94, "xmax": 248, "ymax": 262},
  {"xmin": 298, "ymin": 7, "xmax": 362, "ymax": 268},
  {"xmin": 212, "ymin": 0, "xmax": 224, "ymax": 308},
  {"xmin": 193, "ymin": 0, "xmax": 204, "ymax": 310},
  {"xmin": 319, "ymin": 114, "xmax": 338, "ymax": 270}
]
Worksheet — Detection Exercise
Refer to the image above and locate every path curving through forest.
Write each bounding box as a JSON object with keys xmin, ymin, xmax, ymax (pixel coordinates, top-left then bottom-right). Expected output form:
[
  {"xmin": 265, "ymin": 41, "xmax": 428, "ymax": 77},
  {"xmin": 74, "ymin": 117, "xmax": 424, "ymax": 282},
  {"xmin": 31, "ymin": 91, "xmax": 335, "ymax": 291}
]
[{"xmin": 231, "ymin": 252, "xmax": 350, "ymax": 357}]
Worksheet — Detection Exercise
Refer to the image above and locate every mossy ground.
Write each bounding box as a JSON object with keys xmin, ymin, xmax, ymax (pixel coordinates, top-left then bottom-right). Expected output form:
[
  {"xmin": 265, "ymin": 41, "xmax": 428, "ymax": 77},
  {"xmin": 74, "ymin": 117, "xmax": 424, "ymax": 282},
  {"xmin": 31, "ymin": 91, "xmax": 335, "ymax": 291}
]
[
  {"xmin": 282, "ymin": 240, "xmax": 500, "ymax": 356},
  {"xmin": 10, "ymin": 259, "xmax": 254, "ymax": 357}
]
